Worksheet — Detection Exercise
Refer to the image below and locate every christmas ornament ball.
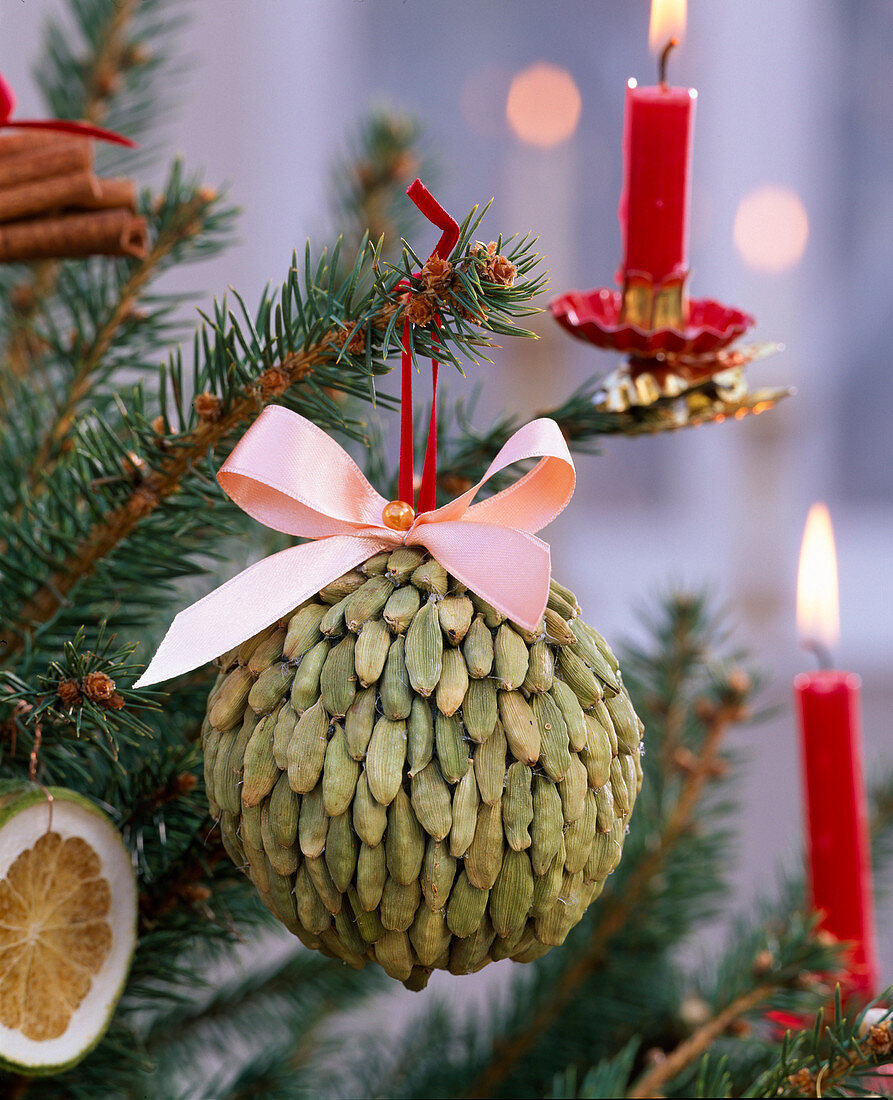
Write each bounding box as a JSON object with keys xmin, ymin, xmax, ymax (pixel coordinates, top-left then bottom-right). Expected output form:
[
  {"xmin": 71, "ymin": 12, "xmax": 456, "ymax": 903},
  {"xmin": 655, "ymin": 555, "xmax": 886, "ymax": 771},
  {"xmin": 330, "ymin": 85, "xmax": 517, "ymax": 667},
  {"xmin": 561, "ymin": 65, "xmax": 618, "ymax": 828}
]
[{"xmin": 202, "ymin": 547, "xmax": 643, "ymax": 989}]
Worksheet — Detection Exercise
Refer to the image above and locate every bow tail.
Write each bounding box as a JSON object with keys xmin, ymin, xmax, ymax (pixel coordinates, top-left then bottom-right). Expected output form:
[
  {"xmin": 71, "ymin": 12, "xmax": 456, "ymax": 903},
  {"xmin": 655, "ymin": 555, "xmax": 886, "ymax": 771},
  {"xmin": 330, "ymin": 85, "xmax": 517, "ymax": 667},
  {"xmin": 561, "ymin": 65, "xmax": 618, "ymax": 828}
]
[
  {"xmin": 409, "ymin": 521, "xmax": 552, "ymax": 633},
  {"xmin": 135, "ymin": 535, "xmax": 386, "ymax": 687}
]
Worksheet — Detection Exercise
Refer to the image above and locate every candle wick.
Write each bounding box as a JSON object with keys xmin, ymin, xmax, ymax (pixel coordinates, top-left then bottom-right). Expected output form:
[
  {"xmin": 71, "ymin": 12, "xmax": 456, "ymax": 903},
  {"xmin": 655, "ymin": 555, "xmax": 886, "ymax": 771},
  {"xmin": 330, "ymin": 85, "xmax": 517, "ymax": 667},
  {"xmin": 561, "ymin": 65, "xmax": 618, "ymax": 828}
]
[
  {"xmin": 802, "ymin": 639, "xmax": 834, "ymax": 671},
  {"xmin": 659, "ymin": 37, "xmax": 679, "ymax": 88}
]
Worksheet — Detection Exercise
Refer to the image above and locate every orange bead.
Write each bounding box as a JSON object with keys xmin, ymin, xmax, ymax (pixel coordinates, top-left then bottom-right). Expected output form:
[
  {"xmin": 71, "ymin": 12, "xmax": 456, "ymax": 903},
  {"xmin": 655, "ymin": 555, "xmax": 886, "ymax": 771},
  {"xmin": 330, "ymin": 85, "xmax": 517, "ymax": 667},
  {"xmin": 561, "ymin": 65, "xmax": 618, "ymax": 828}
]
[{"xmin": 382, "ymin": 499, "xmax": 415, "ymax": 531}]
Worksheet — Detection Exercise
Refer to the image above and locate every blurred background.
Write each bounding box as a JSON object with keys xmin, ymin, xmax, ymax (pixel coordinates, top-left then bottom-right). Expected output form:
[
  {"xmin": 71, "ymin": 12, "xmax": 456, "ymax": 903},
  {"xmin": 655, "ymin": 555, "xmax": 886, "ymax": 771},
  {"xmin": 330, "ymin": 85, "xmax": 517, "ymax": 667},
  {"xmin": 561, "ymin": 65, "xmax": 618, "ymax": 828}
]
[{"xmin": 3, "ymin": 0, "xmax": 890, "ymax": 989}]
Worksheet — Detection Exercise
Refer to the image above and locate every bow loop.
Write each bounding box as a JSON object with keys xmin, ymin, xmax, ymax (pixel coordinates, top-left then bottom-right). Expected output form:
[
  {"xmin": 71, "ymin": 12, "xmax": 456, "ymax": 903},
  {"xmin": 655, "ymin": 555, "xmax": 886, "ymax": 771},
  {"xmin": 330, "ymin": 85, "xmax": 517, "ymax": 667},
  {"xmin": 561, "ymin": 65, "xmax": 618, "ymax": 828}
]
[{"xmin": 136, "ymin": 406, "xmax": 575, "ymax": 687}]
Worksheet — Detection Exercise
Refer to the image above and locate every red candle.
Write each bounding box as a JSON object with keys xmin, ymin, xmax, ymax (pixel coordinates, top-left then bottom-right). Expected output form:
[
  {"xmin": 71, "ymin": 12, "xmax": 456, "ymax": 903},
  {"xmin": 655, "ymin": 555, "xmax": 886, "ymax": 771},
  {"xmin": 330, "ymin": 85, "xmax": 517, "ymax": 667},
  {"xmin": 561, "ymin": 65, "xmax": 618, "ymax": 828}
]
[
  {"xmin": 618, "ymin": 78, "xmax": 696, "ymax": 288},
  {"xmin": 795, "ymin": 503, "xmax": 878, "ymax": 998}
]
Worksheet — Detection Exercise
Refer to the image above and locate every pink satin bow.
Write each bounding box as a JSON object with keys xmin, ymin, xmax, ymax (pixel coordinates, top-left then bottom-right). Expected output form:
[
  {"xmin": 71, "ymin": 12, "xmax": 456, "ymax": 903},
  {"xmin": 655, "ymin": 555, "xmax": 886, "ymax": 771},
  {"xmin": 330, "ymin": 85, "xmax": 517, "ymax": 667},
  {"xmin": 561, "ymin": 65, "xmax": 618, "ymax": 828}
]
[{"xmin": 136, "ymin": 405, "xmax": 575, "ymax": 687}]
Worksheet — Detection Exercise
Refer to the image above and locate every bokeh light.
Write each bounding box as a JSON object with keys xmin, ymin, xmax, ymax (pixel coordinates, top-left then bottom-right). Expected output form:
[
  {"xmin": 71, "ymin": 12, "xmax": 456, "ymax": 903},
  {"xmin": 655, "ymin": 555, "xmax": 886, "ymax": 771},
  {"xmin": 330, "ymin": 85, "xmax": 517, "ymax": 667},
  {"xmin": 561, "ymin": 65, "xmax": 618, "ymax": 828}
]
[
  {"xmin": 505, "ymin": 63, "xmax": 581, "ymax": 148},
  {"xmin": 733, "ymin": 185, "xmax": 809, "ymax": 273}
]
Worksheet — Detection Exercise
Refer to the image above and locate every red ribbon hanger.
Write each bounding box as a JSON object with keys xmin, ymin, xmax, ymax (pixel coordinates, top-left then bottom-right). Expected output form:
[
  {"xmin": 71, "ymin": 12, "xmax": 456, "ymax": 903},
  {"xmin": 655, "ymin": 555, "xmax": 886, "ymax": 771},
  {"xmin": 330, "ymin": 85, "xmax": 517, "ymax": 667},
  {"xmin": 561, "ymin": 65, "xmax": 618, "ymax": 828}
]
[
  {"xmin": 398, "ymin": 179, "xmax": 460, "ymax": 514},
  {"xmin": 0, "ymin": 71, "xmax": 135, "ymax": 146}
]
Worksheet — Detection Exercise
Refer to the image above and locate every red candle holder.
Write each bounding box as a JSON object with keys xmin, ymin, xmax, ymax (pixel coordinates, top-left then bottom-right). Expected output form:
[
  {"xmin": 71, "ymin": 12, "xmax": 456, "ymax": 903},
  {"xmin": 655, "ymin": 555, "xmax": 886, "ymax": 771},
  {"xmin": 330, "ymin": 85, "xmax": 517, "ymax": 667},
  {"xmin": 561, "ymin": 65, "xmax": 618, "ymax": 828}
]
[{"xmin": 550, "ymin": 285, "xmax": 754, "ymax": 357}]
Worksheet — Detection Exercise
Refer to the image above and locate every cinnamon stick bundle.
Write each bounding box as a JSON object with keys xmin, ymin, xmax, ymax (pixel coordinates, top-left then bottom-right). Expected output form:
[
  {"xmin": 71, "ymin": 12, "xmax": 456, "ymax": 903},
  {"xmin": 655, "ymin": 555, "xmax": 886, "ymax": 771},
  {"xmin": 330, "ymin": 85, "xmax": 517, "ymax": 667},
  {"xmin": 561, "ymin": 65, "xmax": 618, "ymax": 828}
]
[
  {"xmin": 0, "ymin": 131, "xmax": 80, "ymax": 159},
  {"xmin": 0, "ymin": 208, "xmax": 148, "ymax": 262},
  {"xmin": 0, "ymin": 135, "xmax": 92, "ymax": 189}
]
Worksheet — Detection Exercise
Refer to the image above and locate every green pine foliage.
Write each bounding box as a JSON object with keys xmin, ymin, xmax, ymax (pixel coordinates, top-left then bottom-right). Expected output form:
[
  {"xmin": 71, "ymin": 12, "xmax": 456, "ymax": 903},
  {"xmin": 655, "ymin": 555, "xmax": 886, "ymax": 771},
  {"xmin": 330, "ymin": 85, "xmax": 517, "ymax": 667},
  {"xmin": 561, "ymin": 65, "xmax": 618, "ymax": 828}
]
[{"xmin": 0, "ymin": 3, "xmax": 888, "ymax": 1098}]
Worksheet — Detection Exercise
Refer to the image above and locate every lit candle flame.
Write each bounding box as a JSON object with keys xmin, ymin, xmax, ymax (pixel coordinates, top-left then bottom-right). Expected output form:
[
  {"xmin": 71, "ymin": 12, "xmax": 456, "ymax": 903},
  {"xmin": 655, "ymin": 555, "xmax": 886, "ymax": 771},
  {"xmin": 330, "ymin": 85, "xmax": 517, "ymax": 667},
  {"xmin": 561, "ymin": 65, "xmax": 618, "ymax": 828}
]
[
  {"xmin": 797, "ymin": 502, "xmax": 840, "ymax": 658},
  {"xmin": 649, "ymin": 0, "xmax": 687, "ymax": 55}
]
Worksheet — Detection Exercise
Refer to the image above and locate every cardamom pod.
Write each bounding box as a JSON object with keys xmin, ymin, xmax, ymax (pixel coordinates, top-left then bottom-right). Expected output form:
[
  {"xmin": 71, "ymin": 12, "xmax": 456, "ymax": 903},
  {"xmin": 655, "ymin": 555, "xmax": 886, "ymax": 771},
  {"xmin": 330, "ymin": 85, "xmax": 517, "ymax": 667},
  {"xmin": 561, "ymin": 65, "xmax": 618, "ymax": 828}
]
[
  {"xmin": 269, "ymin": 771, "xmax": 299, "ymax": 848},
  {"xmin": 469, "ymin": 592, "xmax": 505, "ymax": 628},
  {"xmin": 494, "ymin": 624, "xmax": 530, "ymax": 690},
  {"xmin": 463, "ymin": 613, "xmax": 494, "ymax": 678},
  {"xmin": 503, "ymin": 761, "xmax": 534, "ymax": 851},
  {"xmin": 272, "ymin": 702, "xmax": 298, "ymax": 770},
  {"xmin": 305, "ymin": 854, "xmax": 342, "ymax": 915},
  {"xmin": 319, "ymin": 569, "xmax": 366, "ymax": 605},
  {"xmin": 569, "ymin": 618, "xmax": 620, "ymax": 693},
  {"xmin": 436, "ymin": 646, "xmax": 469, "ymax": 717},
  {"xmin": 365, "ymin": 716, "xmax": 407, "ymax": 806},
  {"xmin": 411, "ymin": 558, "xmax": 448, "ymax": 596},
  {"xmin": 563, "ymin": 789, "xmax": 597, "ymax": 873},
  {"xmin": 385, "ymin": 788, "xmax": 425, "ymax": 885},
  {"xmin": 465, "ymin": 800, "xmax": 504, "ymax": 890},
  {"xmin": 261, "ymin": 804, "xmax": 299, "ymax": 877},
  {"xmin": 380, "ymin": 635, "xmax": 413, "ymax": 720},
  {"xmin": 409, "ymin": 904, "xmax": 451, "ymax": 966},
  {"xmin": 320, "ymin": 634, "xmax": 357, "ymax": 717},
  {"xmin": 556, "ymin": 646, "xmax": 602, "ymax": 707},
  {"xmin": 320, "ymin": 593, "xmax": 350, "ymax": 636},
  {"xmin": 247, "ymin": 627, "xmax": 287, "ymax": 674},
  {"xmin": 448, "ymin": 913, "xmax": 495, "ymax": 974},
  {"xmin": 462, "ymin": 677, "xmax": 497, "ymax": 743},
  {"xmin": 497, "ymin": 691, "xmax": 540, "ymax": 765},
  {"xmin": 298, "ymin": 783, "xmax": 329, "ymax": 858},
  {"xmin": 434, "ymin": 712, "xmax": 468, "ymax": 784},
  {"xmin": 209, "ymin": 665, "xmax": 253, "ymax": 730},
  {"xmin": 361, "ymin": 550, "xmax": 390, "ymax": 576},
  {"xmin": 410, "ymin": 760, "xmax": 453, "ymax": 841},
  {"xmin": 609, "ymin": 755, "xmax": 630, "ymax": 817},
  {"xmin": 530, "ymin": 775, "xmax": 563, "ymax": 875},
  {"xmin": 445, "ymin": 869, "xmax": 489, "ymax": 938},
  {"xmin": 380, "ymin": 876, "xmax": 421, "ymax": 932},
  {"xmin": 240, "ymin": 713, "xmax": 280, "ymax": 807},
  {"xmin": 345, "ymin": 686, "xmax": 376, "ymax": 760},
  {"xmin": 407, "ymin": 696, "xmax": 434, "ymax": 777},
  {"xmin": 421, "ymin": 838, "xmax": 457, "ymax": 912},
  {"xmin": 286, "ymin": 699, "xmax": 330, "ymax": 794},
  {"xmin": 438, "ymin": 594, "xmax": 474, "ymax": 645},
  {"xmin": 322, "ymin": 722, "xmax": 361, "ymax": 816},
  {"xmin": 290, "ymin": 639, "xmax": 330, "ymax": 713},
  {"xmin": 405, "ymin": 599, "xmax": 443, "ymax": 697},
  {"xmin": 473, "ymin": 720, "xmax": 507, "ymax": 806},
  {"xmin": 593, "ymin": 781, "xmax": 615, "ymax": 834},
  {"xmin": 348, "ymin": 886, "xmax": 385, "ymax": 942},
  {"xmin": 582, "ymin": 713, "xmax": 612, "ymax": 790},
  {"xmin": 604, "ymin": 689, "xmax": 642, "ymax": 755},
  {"xmin": 352, "ymin": 771, "xmax": 388, "ymax": 847},
  {"xmin": 283, "ymin": 603, "xmax": 327, "ymax": 661},
  {"xmin": 386, "ymin": 546, "xmax": 428, "ymax": 582},
  {"xmin": 325, "ymin": 810, "xmax": 359, "ymax": 893},
  {"xmin": 248, "ymin": 661, "xmax": 292, "ymax": 715},
  {"xmin": 522, "ymin": 639, "xmax": 554, "ymax": 695},
  {"xmin": 344, "ymin": 574, "xmax": 394, "ymax": 632},
  {"xmin": 557, "ymin": 755, "xmax": 588, "ymax": 823},
  {"xmin": 530, "ymin": 845, "xmax": 564, "ymax": 919},
  {"xmin": 449, "ymin": 763, "xmax": 480, "ymax": 857},
  {"xmin": 543, "ymin": 608, "xmax": 576, "ymax": 646},
  {"xmin": 354, "ymin": 618, "xmax": 391, "ymax": 687},
  {"xmin": 531, "ymin": 692, "xmax": 572, "ymax": 782},
  {"xmin": 489, "ymin": 848, "xmax": 534, "ymax": 938},
  {"xmin": 549, "ymin": 679, "xmax": 587, "ymax": 753},
  {"xmin": 374, "ymin": 929, "xmax": 414, "ymax": 982},
  {"xmin": 383, "ymin": 583, "xmax": 421, "ymax": 634}
]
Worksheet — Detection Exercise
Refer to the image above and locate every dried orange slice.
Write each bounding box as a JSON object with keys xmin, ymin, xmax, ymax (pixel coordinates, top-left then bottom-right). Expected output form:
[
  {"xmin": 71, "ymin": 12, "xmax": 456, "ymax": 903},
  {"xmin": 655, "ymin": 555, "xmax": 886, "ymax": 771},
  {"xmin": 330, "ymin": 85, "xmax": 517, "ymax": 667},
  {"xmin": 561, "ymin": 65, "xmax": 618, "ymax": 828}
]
[{"xmin": 0, "ymin": 785, "xmax": 136, "ymax": 1074}]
